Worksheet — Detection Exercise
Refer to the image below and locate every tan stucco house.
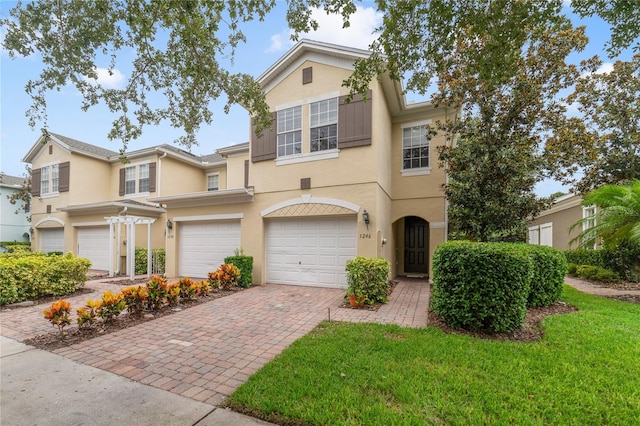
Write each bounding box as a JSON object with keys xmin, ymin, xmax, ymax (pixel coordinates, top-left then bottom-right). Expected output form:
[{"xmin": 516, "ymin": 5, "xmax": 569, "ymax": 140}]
[
  {"xmin": 24, "ymin": 40, "xmax": 455, "ymax": 288},
  {"xmin": 528, "ymin": 193, "xmax": 597, "ymax": 250}
]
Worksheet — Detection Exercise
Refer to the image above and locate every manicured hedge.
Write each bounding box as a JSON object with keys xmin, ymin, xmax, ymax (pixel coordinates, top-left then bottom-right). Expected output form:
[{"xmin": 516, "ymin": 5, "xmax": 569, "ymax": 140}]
[
  {"xmin": 134, "ymin": 248, "xmax": 166, "ymax": 275},
  {"xmin": 0, "ymin": 252, "xmax": 91, "ymax": 304},
  {"xmin": 527, "ymin": 245, "xmax": 568, "ymax": 308},
  {"xmin": 432, "ymin": 242, "xmax": 532, "ymax": 333},
  {"xmin": 345, "ymin": 257, "xmax": 390, "ymax": 304},
  {"xmin": 564, "ymin": 241, "xmax": 640, "ymax": 282},
  {"xmin": 224, "ymin": 255, "xmax": 253, "ymax": 288}
]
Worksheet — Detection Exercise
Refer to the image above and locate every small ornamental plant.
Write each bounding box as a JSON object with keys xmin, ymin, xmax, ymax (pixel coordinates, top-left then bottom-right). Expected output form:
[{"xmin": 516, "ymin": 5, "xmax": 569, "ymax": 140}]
[
  {"xmin": 43, "ymin": 299, "xmax": 72, "ymax": 337},
  {"xmin": 195, "ymin": 280, "xmax": 211, "ymax": 296},
  {"xmin": 209, "ymin": 263, "xmax": 241, "ymax": 290},
  {"xmin": 146, "ymin": 275, "xmax": 168, "ymax": 311},
  {"xmin": 121, "ymin": 285, "xmax": 148, "ymax": 317},
  {"xmin": 177, "ymin": 277, "xmax": 197, "ymax": 300},
  {"xmin": 98, "ymin": 290, "xmax": 126, "ymax": 323},
  {"xmin": 166, "ymin": 283, "xmax": 181, "ymax": 306},
  {"xmin": 77, "ymin": 299, "xmax": 102, "ymax": 328}
]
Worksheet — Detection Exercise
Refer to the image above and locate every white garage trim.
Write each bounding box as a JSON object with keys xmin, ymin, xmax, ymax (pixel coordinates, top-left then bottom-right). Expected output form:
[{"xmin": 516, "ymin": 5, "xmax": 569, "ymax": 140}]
[
  {"xmin": 174, "ymin": 213, "xmax": 244, "ymax": 222},
  {"xmin": 178, "ymin": 220, "xmax": 241, "ymax": 278},
  {"xmin": 261, "ymin": 196, "xmax": 360, "ymax": 217},
  {"xmin": 265, "ymin": 216, "xmax": 357, "ymax": 288},
  {"xmin": 77, "ymin": 226, "xmax": 110, "ymax": 270},
  {"xmin": 39, "ymin": 228, "xmax": 64, "ymax": 253}
]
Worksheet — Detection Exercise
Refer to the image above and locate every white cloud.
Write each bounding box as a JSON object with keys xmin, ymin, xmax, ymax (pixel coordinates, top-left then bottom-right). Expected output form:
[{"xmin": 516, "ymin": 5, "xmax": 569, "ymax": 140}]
[
  {"xmin": 580, "ymin": 61, "xmax": 614, "ymax": 79},
  {"xmin": 266, "ymin": 5, "xmax": 382, "ymax": 52},
  {"xmin": 83, "ymin": 67, "xmax": 125, "ymax": 89}
]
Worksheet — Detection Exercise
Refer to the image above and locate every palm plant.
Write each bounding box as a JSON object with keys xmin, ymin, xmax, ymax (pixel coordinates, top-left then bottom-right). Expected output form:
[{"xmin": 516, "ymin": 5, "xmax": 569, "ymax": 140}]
[{"xmin": 570, "ymin": 180, "xmax": 640, "ymax": 248}]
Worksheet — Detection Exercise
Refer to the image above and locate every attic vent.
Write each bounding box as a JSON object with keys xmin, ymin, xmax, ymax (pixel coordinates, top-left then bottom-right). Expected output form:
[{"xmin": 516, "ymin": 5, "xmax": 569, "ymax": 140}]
[
  {"xmin": 302, "ymin": 67, "xmax": 312, "ymax": 85},
  {"xmin": 49, "ymin": 145, "xmax": 53, "ymax": 155},
  {"xmin": 301, "ymin": 177, "xmax": 311, "ymax": 190},
  {"xmin": 46, "ymin": 205, "xmax": 51, "ymax": 213}
]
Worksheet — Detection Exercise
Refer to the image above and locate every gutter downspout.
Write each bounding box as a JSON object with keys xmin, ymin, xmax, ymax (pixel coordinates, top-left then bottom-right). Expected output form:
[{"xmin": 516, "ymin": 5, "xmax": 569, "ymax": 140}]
[
  {"xmin": 157, "ymin": 150, "xmax": 168, "ymax": 197},
  {"xmin": 115, "ymin": 206, "xmax": 127, "ymax": 275}
]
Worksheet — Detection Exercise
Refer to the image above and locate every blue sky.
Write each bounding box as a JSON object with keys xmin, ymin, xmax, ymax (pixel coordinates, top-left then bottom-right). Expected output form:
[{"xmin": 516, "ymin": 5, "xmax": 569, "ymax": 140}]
[{"xmin": 0, "ymin": 1, "xmax": 632, "ymax": 196}]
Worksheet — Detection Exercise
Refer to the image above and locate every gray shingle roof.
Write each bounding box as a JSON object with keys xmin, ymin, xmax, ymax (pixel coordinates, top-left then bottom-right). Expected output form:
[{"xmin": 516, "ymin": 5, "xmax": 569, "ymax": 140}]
[
  {"xmin": 48, "ymin": 132, "xmax": 119, "ymax": 158},
  {"xmin": 0, "ymin": 174, "xmax": 27, "ymax": 187}
]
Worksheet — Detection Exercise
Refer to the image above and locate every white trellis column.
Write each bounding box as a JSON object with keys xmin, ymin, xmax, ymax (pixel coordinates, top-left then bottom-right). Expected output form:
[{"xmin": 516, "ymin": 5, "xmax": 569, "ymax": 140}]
[{"xmin": 104, "ymin": 215, "xmax": 157, "ymax": 281}]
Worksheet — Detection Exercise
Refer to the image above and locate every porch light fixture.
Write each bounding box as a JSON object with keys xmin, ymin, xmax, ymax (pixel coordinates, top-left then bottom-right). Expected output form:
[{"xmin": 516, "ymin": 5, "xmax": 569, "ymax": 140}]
[
  {"xmin": 166, "ymin": 219, "xmax": 173, "ymax": 230},
  {"xmin": 362, "ymin": 209, "xmax": 370, "ymax": 230}
]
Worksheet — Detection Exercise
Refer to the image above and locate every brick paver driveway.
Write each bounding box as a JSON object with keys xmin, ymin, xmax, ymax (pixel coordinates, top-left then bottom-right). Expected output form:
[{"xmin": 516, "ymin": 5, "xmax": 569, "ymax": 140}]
[{"xmin": 0, "ymin": 279, "xmax": 429, "ymax": 406}]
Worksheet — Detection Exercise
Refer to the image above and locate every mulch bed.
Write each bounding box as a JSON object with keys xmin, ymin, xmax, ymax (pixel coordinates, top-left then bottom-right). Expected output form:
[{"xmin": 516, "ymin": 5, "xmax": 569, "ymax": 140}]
[
  {"xmin": 427, "ymin": 301, "xmax": 579, "ymax": 343},
  {"xmin": 23, "ymin": 287, "xmax": 246, "ymax": 351}
]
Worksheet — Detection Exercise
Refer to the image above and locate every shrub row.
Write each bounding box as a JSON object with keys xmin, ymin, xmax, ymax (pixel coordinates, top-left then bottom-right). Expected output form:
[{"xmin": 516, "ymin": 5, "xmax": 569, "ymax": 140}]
[
  {"xmin": 432, "ymin": 242, "xmax": 567, "ymax": 333},
  {"xmin": 44, "ymin": 263, "xmax": 247, "ymax": 336},
  {"xmin": 564, "ymin": 240, "xmax": 640, "ymax": 282},
  {"xmin": 345, "ymin": 256, "xmax": 390, "ymax": 305},
  {"xmin": 0, "ymin": 253, "xmax": 91, "ymax": 305},
  {"xmin": 567, "ymin": 263, "xmax": 620, "ymax": 283}
]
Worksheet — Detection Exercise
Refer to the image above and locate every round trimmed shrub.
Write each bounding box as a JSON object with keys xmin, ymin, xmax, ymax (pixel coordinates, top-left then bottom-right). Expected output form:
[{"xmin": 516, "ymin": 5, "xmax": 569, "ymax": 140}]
[
  {"xmin": 526, "ymin": 244, "xmax": 567, "ymax": 307},
  {"xmin": 432, "ymin": 242, "xmax": 532, "ymax": 333}
]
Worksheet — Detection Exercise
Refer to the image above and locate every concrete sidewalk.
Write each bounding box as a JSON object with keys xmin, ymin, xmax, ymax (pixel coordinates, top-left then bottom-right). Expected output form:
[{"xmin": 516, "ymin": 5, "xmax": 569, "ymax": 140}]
[{"xmin": 0, "ymin": 336, "xmax": 273, "ymax": 426}]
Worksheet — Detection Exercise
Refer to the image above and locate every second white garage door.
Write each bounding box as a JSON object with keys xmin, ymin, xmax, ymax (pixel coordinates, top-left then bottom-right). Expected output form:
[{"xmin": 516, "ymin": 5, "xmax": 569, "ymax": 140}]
[
  {"xmin": 77, "ymin": 227, "xmax": 110, "ymax": 271},
  {"xmin": 179, "ymin": 221, "xmax": 241, "ymax": 278},
  {"xmin": 266, "ymin": 217, "xmax": 357, "ymax": 288}
]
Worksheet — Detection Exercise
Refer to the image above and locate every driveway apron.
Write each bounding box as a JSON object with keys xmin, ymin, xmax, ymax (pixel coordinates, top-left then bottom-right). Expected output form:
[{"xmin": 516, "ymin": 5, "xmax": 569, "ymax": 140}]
[{"xmin": 49, "ymin": 285, "xmax": 345, "ymax": 406}]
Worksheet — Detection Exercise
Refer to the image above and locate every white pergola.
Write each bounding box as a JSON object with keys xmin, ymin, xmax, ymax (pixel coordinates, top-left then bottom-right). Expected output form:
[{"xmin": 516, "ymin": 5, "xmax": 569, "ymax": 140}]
[{"xmin": 105, "ymin": 215, "xmax": 156, "ymax": 280}]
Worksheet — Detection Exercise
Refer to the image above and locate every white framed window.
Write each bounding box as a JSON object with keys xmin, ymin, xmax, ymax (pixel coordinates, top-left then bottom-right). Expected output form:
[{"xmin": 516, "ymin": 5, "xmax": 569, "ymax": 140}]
[
  {"xmin": 402, "ymin": 123, "xmax": 431, "ymax": 171},
  {"xmin": 582, "ymin": 206, "xmax": 597, "ymax": 249},
  {"xmin": 310, "ymin": 97, "xmax": 338, "ymax": 152},
  {"xmin": 40, "ymin": 163, "xmax": 59, "ymax": 195},
  {"xmin": 138, "ymin": 163, "xmax": 149, "ymax": 193},
  {"xmin": 125, "ymin": 166, "xmax": 136, "ymax": 195},
  {"xmin": 207, "ymin": 174, "xmax": 219, "ymax": 191},
  {"xmin": 277, "ymin": 105, "xmax": 302, "ymax": 157}
]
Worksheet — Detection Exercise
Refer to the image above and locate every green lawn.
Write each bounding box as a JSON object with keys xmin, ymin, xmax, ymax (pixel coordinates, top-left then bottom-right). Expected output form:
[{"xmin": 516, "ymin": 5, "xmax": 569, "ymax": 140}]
[{"xmin": 227, "ymin": 286, "xmax": 640, "ymax": 425}]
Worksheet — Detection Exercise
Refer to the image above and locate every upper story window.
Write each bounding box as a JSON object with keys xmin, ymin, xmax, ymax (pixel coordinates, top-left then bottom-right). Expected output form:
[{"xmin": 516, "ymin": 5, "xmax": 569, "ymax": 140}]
[
  {"xmin": 41, "ymin": 164, "xmax": 59, "ymax": 195},
  {"xmin": 138, "ymin": 163, "xmax": 149, "ymax": 192},
  {"xmin": 120, "ymin": 162, "xmax": 155, "ymax": 197},
  {"xmin": 124, "ymin": 166, "xmax": 136, "ymax": 195},
  {"xmin": 402, "ymin": 124, "xmax": 431, "ymax": 171},
  {"xmin": 310, "ymin": 98, "xmax": 338, "ymax": 152},
  {"xmin": 277, "ymin": 106, "xmax": 302, "ymax": 157},
  {"xmin": 207, "ymin": 174, "xmax": 219, "ymax": 191}
]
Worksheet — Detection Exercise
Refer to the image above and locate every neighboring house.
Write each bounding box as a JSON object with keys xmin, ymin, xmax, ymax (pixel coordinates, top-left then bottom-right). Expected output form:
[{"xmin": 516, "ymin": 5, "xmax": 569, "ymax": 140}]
[
  {"xmin": 0, "ymin": 174, "xmax": 31, "ymax": 242},
  {"xmin": 23, "ymin": 40, "xmax": 455, "ymax": 287},
  {"xmin": 528, "ymin": 193, "xmax": 597, "ymax": 250}
]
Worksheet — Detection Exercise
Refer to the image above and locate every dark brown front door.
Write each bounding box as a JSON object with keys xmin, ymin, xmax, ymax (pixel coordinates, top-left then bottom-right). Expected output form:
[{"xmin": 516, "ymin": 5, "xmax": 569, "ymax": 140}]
[{"xmin": 404, "ymin": 216, "xmax": 428, "ymax": 274}]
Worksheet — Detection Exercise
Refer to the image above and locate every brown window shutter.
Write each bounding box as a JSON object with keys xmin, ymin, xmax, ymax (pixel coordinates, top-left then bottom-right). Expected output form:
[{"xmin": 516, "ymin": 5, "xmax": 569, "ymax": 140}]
[
  {"xmin": 148, "ymin": 162, "xmax": 157, "ymax": 192},
  {"xmin": 251, "ymin": 112, "xmax": 277, "ymax": 163},
  {"xmin": 58, "ymin": 161, "xmax": 70, "ymax": 192},
  {"xmin": 119, "ymin": 168, "xmax": 125, "ymax": 196},
  {"xmin": 303, "ymin": 67, "xmax": 312, "ymax": 84},
  {"xmin": 244, "ymin": 160, "xmax": 249, "ymax": 188},
  {"xmin": 31, "ymin": 168, "xmax": 41, "ymax": 196},
  {"xmin": 338, "ymin": 90, "xmax": 373, "ymax": 149}
]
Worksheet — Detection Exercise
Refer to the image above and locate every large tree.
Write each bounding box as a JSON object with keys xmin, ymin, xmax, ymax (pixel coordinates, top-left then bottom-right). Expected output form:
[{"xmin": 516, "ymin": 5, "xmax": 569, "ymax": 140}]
[{"xmin": 546, "ymin": 54, "xmax": 640, "ymax": 194}]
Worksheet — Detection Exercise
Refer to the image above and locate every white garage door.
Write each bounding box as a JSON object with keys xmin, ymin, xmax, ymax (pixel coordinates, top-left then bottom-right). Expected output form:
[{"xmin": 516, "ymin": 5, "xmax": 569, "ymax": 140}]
[
  {"xmin": 179, "ymin": 221, "xmax": 241, "ymax": 278},
  {"xmin": 266, "ymin": 217, "xmax": 357, "ymax": 288},
  {"xmin": 77, "ymin": 227, "xmax": 110, "ymax": 270},
  {"xmin": 39, "ymin": 228, "xmax": 64, "ymax": 253}
]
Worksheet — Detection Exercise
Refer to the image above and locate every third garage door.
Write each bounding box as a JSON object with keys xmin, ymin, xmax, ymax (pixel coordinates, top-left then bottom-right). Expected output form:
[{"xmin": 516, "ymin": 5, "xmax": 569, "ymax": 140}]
[
  {"xmin": 265, "ymin": 217, "xmax": 357, "ymax": 288},
  {"xmin": 179, "ymin": 221, "xmax": 241, "ymax": 278}
]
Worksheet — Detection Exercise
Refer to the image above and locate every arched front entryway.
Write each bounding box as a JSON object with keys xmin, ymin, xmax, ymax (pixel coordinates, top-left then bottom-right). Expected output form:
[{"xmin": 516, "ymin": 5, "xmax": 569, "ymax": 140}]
[{"xmin": 394, "ymin": 216, "xmax": 429, "ymax": 277}]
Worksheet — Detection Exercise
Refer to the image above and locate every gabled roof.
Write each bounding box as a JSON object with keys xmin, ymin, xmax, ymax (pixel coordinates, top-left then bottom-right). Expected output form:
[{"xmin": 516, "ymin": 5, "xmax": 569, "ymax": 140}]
[
  {"xmin": 22, "ymin": 132, "xmax": 243, "ymax": 169},
  {"xmin": 256, "ymin": 39, "xmax": 442, "ymax": 119},
  {"xmin": 0, "ymin": 174, "xmax": 27, "ymax": 188}
]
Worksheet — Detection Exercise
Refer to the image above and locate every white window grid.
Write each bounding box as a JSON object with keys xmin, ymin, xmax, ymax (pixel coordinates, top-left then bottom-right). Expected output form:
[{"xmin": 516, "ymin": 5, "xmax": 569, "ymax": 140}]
[
  {"xmin": 125, "ymin": 166, "xmax": 136, "ymax": 194},
  {"xmin": 310, "ymin": 98, "xmax": 338, "ymax": 152},
  {"xmin": 138, "ymin": 164, "xmax": 149, "ymax": 193},
  {"xmin": 277, "ymin": 106, "xmax": 302, "ymax": 157},
  {"xmin": 207, "ymin": 174, "xmax": 219, "ymax": 191},
  {"xmin": 41, "ymin": 165, "xmax": 50, "ymax": 194},
  {"xmin": 402, "ymin": 125, "xmax": 430, "ymax": 170}
]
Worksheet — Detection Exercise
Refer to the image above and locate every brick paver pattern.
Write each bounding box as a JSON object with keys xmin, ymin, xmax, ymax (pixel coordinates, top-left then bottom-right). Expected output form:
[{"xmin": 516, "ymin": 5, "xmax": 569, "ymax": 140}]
[{"xmin": 0, "ymin": 277, "xmax": 430, "ymax": 406}]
